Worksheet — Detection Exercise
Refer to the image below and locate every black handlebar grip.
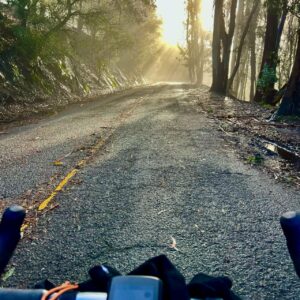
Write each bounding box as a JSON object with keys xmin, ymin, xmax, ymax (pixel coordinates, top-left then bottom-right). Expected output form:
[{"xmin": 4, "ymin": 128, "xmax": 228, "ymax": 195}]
[
  {"xmin": 0, "ymin": 206, "xmax": 26, "ymax": 276},
  {"xmin": 280, "ymin": 211, "xmax": 300, "ymax": 278},
  {"xmin": 0, "ymin": 289, "xmax": 44, "ymax": 300}
]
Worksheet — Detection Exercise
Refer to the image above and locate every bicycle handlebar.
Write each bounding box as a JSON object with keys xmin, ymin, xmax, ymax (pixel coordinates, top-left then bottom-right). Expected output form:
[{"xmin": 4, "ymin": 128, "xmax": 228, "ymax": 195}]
[
  {"xmin": 0, "ymin": 289, "xmax": 106, "ymax": 300},
  {"xmin": 280, "ymin": 211, "xmax": 300, "ymax": 278},
  {"xmin": 0, "ymin": 206, "xmax": 206, "ymax": 300},
  {"xmin": 0, "ymin": 289, "xmax": 203, "ymax": 300},
  {"xmin": 0, "ymin": 206, "xmax": 25, "ymax": 275},
  {"xmin": 1, "ymin": 206, "xmax": 300, "ymax": 299}
]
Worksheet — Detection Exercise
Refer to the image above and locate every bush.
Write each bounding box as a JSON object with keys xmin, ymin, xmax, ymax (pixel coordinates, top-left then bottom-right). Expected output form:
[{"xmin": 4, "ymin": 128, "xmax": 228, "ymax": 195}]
[{"xmin": 257, "ymin": 64, "xmax": 278, "ymax": 93}]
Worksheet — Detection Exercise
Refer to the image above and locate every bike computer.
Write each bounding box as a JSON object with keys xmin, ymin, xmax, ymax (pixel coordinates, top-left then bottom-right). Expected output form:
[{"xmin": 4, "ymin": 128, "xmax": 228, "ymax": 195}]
[{"xmin": 108, "ymin": 275, "xmax": 162, "ymax": 300}]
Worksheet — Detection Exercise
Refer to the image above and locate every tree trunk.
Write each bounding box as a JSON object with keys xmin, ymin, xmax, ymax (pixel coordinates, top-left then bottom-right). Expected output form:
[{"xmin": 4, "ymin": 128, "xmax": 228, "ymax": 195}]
[
  {"xmin": 276, "ymin": 29, "xmax": 300, "ymax": 116},
  {"xmin": 230, "ymin": 0, "xmax": 244, "ymax": 79},
  {"xmin": 211, "ymin": 0, "xmax": 237, "ymax": 94},
  {"xmin": 186, "ymin": 0, "xmax": 203, "ymax": 84},
  {"xmin": 254, "ymin": 2, "xmax": 280, "ymax": 102},
  {"xmin": 227, "ymin": 0, "xmax": 260, "ymax": 95},
  {"xmin": 193, "ymin": 0, "xmax": 203, "ymax": 85},
  {"xmin": 211, "ymin": 0, "xmax": 223, "ymax": 92},
  {"xmin": 231, "ymin": 0, "xmax": 245, "ymax": 97},
  {"xmin": 275, "ymin": 8, "xmax": 288, "ymax": 53},
  {"xmin": 186, "ymin": 3, "xmax": 194, "ymax": 82},
  {"xmin": 197, "ymin": 36, "xmax": 204, "ymax": 85},
  {"xmin": 241, "ymin": 53, "xmax": 250, "ymax": 100},
  {"xmin": 237, "ymin": 49, "xmax": 249, "ymax": 100},
  {"xmin": 250, "ymin": 38, "xmax": 256, "ymax": 101},
  {"xmin": 249, "ymin": 1, "xmax": 260, "ymax": 101}
]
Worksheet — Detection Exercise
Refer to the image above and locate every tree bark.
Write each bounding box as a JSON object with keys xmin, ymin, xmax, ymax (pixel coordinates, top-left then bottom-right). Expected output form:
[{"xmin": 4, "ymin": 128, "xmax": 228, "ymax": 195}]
[
  {"xmin": 249, "ymin": 1, "xmax": 260, "ymax": 101},
  {"xmin": 254, "ymin": 2, "xmax": 280, "ymax": 102},
  {"xmin": 227, "ymin": 0, "xmax": 260, "ymax": 95},
  {"xmin": 186, "ymin": 0, "xmax": 203, "ymax": 85},
  {"xmin": 186, "ymin": 3, "xmax": 195, "ymax": 83},
  {"xmin": 276, "ymin": 29, "xmax": 300, "ymax": 116},
  {"xmin": 211, "ymin": 0, "xmax": 237, "ymax": 94},
  {"xmin": 230, "ymin": 0, "xmax": 244, "ymax": 80},
  {"xmin": 211, "ymin": 0, "xmax": 223, "ymax": 92},
  {"xmin": 240, "ymin": 53, "xmax": 250, "ymax": 100}
]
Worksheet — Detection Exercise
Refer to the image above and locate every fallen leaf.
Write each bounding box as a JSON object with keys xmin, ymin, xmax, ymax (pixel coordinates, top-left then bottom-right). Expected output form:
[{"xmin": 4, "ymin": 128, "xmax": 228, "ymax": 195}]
[
  {"xmin": 56, "ymin": 152, "xmax": 72, "ymax": 161},
  {"xmin": 21, "ymin": 224, "xmax": 28, "ymax": 232},
  {"xmin": 20, "ymin": 224, "xmax": 28, "ymax": 238},
  {"xmin": 160, "ymin": 178, "xmax": 167, "ymax": 187},
  {"xmin": 25, "ymin": 189, "xmax": 33, "ymax": 196},
  {"xmin": 49, "ymin": 204, "xmax": 60, "ymax": 211},
  {"xmin": 53, "ymin": 160, "xmax": 64, "ymax": 166},
  {"xmin": 1, "ymin": 267, "xmax": 15, "ymax": 281},
  {"xmin": 169, "ymin": 236, "xmax": 179, "ymax": 251}
]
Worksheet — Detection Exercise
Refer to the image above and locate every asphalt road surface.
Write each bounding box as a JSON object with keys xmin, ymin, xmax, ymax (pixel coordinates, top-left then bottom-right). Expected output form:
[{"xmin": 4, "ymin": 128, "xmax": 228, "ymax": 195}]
[{"xmin": 1, "ymin": 84, "xmax": 300, "ymax": 299}]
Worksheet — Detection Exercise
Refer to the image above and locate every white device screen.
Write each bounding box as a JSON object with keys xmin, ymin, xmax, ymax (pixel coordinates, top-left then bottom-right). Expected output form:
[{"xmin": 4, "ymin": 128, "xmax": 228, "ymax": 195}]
[{"xmin": 113, "ymin": 285, "xmax": 154, "ymax": 299}]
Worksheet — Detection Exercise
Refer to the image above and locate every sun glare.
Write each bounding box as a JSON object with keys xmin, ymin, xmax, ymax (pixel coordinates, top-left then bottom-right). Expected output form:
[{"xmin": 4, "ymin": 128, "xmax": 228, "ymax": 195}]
[
  {"xmin": 156, "ymin": 0, "xmax": 214, "ymax": 46},
  {"xmin": 201, "ymin": 0, "xmax": 214, "ymax": 31},
  {"xmin": 156, "ymin": 0, "xmax": 185, "ymax": 45}
]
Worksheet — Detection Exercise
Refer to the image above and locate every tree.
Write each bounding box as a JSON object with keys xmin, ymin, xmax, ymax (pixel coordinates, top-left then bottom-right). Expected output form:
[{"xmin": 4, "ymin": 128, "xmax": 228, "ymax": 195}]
[
  {"xmin": 249, "ymin": 0, "xmax": 261, "ymax": 101},
  {"xmin": 211, "ymin": 0, "xmax": 238, "ymax": 94},
  {"xmin": 229, "ymin": 0, "xmax": 245, "ymax": 97},
  {"xmin": 253, "ymin": 0, "xmax": 284, "ymax": 103},
  {"xmin": 227, "ymin": 0, "xmax": 260, "ymax": 96},
  {"xmin": 278, "ymin": 15, "xmax": 298, "ymax": 88},
  {"xmin": 185, "ymin": 0, "xmax": 204, "ymax": 85},
  {"xmin": 0, "ymin": 0, "xmax": 161, "ymax": 89},
  {"xmin": 276, "ymin": 13, "xmax": 300, "ymax": 116}
]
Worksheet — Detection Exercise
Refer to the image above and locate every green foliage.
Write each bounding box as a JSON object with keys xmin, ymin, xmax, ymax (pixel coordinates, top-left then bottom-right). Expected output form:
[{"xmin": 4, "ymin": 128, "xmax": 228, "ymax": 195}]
[
  {"xmin": 29, "ymin": 65, "xmax": 54, "ymax": 94},
  {"xmin": 82, "ymin": 83, "xmax": 91, "ymax": 95},
  {"xmin": 289, "ymin": 1, "xmax": 300, "ymax": 18},
  {"xmin": 257, "ymin": 64, "xmax": 278, "ymax": 92},
  {"xmin": 58, "ymin": 58, "xmax": 75, "ymax": 80},
  {"xmin": 0, "ymin": 0, "xmax": 162, "ymax": 101},
  {"xmin": 11, "ymin": 63, "xmax": 22, "ymax": 80},
  {"xmin": 266, "ymin": 0, "xmax": 300, "ymax": 18},
  {"xmin": 7, "ymin": 0, "xmax": 30, "ymax": 25},
  {"xmin": 261, "ymin": 102, "xmax": 274, "ymax": 109},
  {"xmin": 247, "ymin": 154, "xmax": 264, "ymax": 165},
  {"xmin": 12, "ymin": 26, "xmax": 43, "ymax": 60}
]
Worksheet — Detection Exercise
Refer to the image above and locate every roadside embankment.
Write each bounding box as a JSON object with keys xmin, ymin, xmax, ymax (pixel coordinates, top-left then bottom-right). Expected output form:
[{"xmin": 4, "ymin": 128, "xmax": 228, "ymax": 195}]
[{"xmin": 0, "ymin": 55, "xmax": 144, "ymax": 123}]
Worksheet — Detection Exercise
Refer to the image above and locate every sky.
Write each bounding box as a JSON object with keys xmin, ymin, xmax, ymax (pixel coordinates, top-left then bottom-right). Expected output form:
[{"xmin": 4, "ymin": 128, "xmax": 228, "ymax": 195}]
[{"xmin": 156, "ymin": 0, "xmax": 214, "ymax": 45}]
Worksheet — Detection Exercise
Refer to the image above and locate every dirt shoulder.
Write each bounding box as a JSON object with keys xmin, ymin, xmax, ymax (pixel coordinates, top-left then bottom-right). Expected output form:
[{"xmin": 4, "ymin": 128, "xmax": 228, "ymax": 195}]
[{"xmin": 193, "ymin": 86, "xmax": 300, "ymax": 188}]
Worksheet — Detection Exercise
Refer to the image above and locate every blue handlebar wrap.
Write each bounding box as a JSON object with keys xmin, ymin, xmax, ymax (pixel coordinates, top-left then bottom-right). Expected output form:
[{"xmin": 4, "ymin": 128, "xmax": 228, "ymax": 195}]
[
  {"xmin": 280, "ymin": 211, "xmax": 300, "ymax": 278},
  {"xmin": 0, "ymin": 206, "xmax": 26, "ymax": 275}
]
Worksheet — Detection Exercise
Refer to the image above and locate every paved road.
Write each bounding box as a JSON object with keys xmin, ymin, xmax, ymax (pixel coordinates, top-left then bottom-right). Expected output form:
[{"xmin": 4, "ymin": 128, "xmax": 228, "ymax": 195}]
[{"xmin": 1, "ymin": 84, "xmax": 300, "ymax": 299}]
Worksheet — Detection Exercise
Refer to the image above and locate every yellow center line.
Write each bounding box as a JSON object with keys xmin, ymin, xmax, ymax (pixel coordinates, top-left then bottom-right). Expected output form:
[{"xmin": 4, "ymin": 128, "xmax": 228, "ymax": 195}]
[
  {"xmin": 37, "ymin": 97, "xmax": 144, "ymax": 212},
  {"xmin": 38, "ymin": 169, "xmax": 78, "ymax": 211}
]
